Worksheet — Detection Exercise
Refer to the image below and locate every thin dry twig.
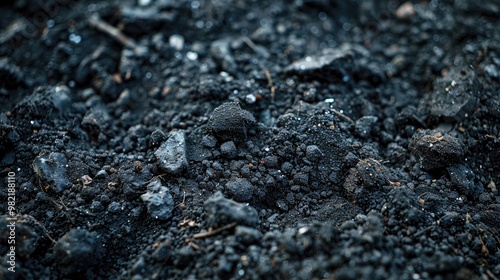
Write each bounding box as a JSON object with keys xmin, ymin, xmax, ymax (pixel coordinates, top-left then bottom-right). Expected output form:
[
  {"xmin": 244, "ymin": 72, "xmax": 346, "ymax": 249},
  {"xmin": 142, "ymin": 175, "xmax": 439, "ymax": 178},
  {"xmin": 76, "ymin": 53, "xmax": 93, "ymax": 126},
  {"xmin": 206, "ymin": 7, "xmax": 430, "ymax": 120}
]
[
  {"xmin": 0, "ymin": 18, "xmax": 28, "ymax": 44},
  {"xmin": 176, "ymin": 190, "xmax": 187, "ymax": 209},
  {"xmin": 486, "ymin": 269, "xmax": 499, "ymax": 280},
  {"xmin": 88, "ymin": 14, "xmax": 138, "ymax": 49},
  {"xmin": 193, "ymin": 222, "xmax": 237, "ymax": 239},
  {"xmin": 32, "ymin": 218, "xmax": 57, "ymax": 244},
  {"xmin": 241, "ymin": 36, "xmax": 257, "ymax": 51},
  {"xmin": 331, "ymin": 108, "xmax": 355, "ymax": 124},
  {"xmin": 186, "ymin": 239, "xmax": 201, "ymax": 250},
  {"xmin": 263, "ymin": 68, "xmax": 276, "ymax": 102}
]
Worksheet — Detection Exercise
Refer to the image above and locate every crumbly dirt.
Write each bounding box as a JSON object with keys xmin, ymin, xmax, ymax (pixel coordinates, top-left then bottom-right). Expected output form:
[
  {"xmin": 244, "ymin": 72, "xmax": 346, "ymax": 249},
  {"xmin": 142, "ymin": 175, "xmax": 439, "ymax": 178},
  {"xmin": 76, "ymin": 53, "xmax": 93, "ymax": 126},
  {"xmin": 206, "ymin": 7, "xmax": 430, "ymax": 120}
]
[{"xmin": 1, "ymin": 0, "xmax": 499, "ymax": 279}]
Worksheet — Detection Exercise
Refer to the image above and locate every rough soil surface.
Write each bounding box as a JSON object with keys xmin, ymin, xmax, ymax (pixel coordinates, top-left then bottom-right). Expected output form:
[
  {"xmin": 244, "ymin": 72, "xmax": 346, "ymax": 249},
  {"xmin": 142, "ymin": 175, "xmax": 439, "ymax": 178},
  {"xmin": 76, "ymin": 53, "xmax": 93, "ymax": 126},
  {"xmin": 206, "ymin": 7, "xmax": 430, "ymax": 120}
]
[{"xmin": 1, "ymin": 0, "xmax": 500, "ymax": 279}]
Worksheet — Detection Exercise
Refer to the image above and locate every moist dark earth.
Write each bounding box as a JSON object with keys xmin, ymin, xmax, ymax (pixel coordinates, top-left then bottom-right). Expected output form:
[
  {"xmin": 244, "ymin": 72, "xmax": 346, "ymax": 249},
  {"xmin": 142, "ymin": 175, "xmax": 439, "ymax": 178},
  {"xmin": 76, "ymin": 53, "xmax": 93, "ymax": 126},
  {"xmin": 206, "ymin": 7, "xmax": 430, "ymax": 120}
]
[{"xmin": 1, "ymin": 0, "xmax": 500, "ymax": 279}]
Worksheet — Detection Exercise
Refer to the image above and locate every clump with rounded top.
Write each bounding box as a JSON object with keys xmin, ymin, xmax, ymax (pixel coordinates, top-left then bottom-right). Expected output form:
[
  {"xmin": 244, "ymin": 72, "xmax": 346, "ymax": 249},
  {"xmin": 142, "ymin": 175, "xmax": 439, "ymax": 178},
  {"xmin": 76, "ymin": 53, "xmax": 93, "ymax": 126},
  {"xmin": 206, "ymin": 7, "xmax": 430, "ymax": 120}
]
[{"xmin": 207, "ymin": 102, "xmax": 256, "ymax": 142}]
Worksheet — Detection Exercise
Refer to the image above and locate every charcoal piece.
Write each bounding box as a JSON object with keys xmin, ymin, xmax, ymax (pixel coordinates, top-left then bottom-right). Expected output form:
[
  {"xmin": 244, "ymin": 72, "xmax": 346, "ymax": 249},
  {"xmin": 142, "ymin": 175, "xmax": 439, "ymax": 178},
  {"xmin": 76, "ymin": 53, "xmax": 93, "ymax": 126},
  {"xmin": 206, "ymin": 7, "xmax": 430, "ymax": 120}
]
[
  {"xmin": 409, "ymin": 130, "xmax": 465, "ymax": 170},
  {"xmin": 221, "ymin": 141, "xmax": 237, "ymax": 158},
  {"xmin": 149, "ymin": 129, "xmax": 167, "ymax": 148},
  {"xmin": 81, "ymin": 105, "xmax": 112, "ymax": 137},
  {"xmin": 343, "ymin": 152, "xmax": 360, "ymax": 168},
  {"xmin": 425, "ymin": 66, "xmax": 482, "ymax": 122},
  {"xmin": 355, "ymin": 116, "xmax": 378, "ymax": 138},
  {"xmin": 226, "ymin": 178, "xmax": 254, "ymax": 202},
  {"xmin": 32, "ymin": 152, "xmax": 71, "ymax": 192},
  {"xmin": 154, "ymin": 130, "xmax": 188, "ymax": 174},
  {"xmin": 263, "ymin": 155, "xmax": 278, "ymax": 167},
  {"xmin": 280, "ymin": 162, "xmax": 293, "ymax": 174},
  {"xmin": 140, "ymin": 178, "xmax": 174, "ymax": 220},
  {"xmin": 447, "ymin": 164, "xmax": 483, "ymax": 197},
  {"xmin": 207, "ymin": 102, "xmax": 256, "ymax": 142},
  {"xmin": 53, "ymin": 229, "xmax": 104, "ymax": 278},
  {"xmin": 203, "ymin": 191, "xmax": 259, "ymax": 227},
  {"xmin": 185, "ymin": 129, "xmax": 214, "ymax": 162}
]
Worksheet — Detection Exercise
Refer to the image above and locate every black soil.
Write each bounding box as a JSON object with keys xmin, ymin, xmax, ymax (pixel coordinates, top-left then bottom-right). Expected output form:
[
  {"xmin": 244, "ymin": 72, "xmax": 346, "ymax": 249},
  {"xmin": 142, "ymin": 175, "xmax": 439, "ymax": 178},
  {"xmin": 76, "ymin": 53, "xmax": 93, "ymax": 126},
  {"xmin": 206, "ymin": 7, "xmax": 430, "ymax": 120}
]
[{"xmin": 1, "ymin": 0, "xmax": 500, "ymax": 279}]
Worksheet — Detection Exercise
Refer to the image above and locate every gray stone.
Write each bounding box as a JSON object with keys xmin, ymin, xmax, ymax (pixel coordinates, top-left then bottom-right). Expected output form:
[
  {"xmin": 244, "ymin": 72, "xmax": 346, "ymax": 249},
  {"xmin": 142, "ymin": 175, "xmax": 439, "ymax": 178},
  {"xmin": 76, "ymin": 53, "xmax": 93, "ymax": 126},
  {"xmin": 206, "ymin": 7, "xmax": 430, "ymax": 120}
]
[
  {"xmin": 204, "ymin": 191, "xmax": 259, "ymax": 227},
  {"xmin": 155, "ymin": 130, "xmax": 188, "ymax": 174},
  {"xmin": 484, "ymin": 64, "xmax": 499, "ymax": 79},
  {"xmin": 95, "ymin": 170, "xmax": 108, "ymax": 178},
  {"xmin": 202, "ymin": 134, "xmax": 217, "ymax": 147},
  {"xmin": 51, "ymin": 85, "xmax": 72, "ymax": 115},
  {"xmin": 221, "ymin": 141, "xmax": 237, "ymax": 158},
  {"xmin": 32, "ymin": 152, "xmax": 71, "ymax": 192},
  {"xmin": 284, "ymin": 47, "xmax": 354, "ymax": 73},
  {"xmin": 283, "ymin": 44, "xmax": 384, "ymax": 84},
  {"xmin": 140, "ymin": 178, "xmax": 174, "ymax": 220}
]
